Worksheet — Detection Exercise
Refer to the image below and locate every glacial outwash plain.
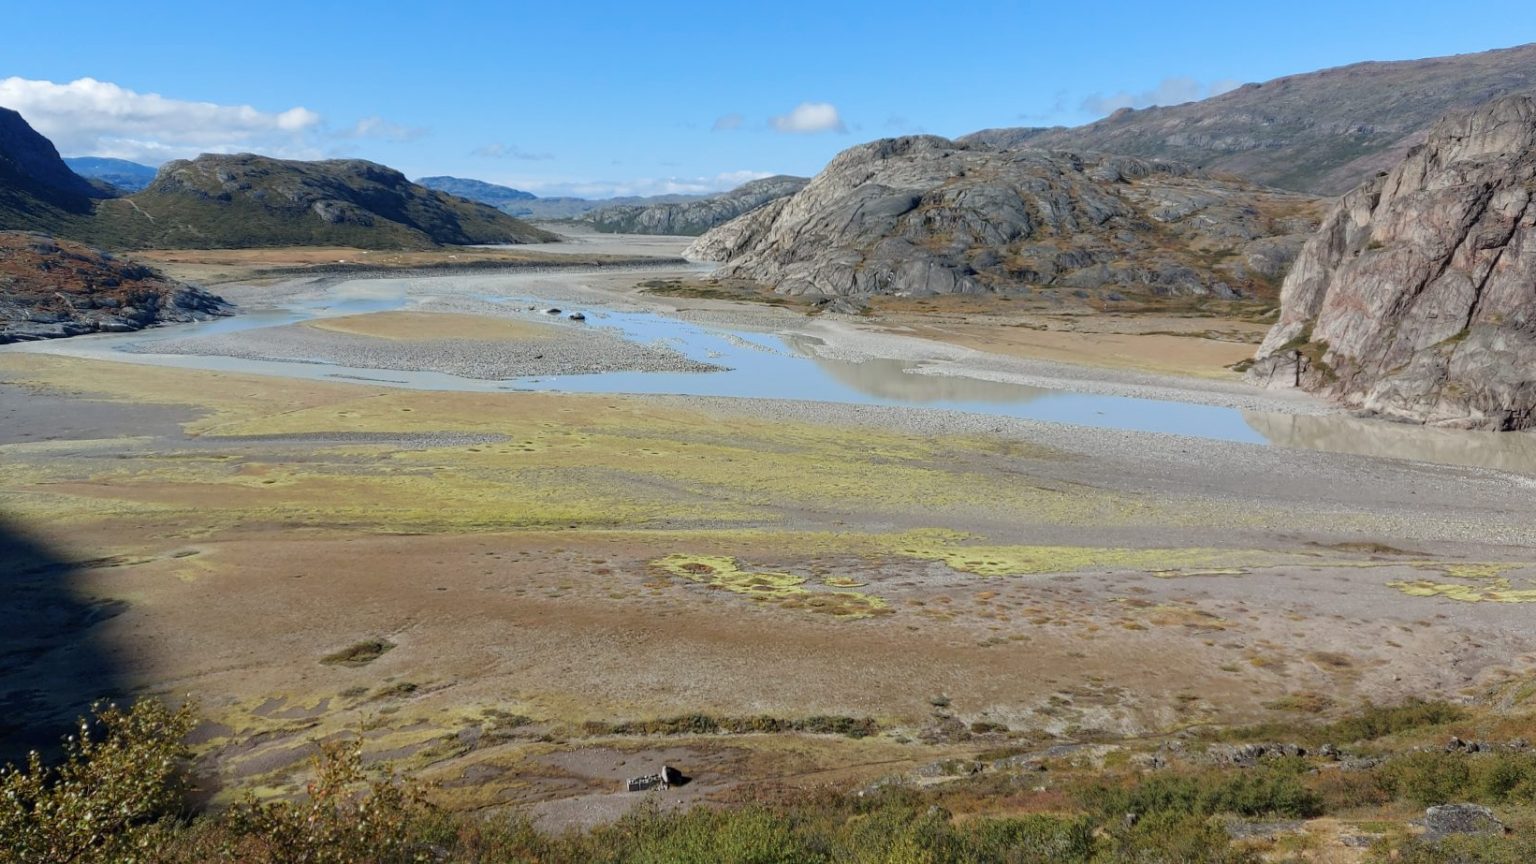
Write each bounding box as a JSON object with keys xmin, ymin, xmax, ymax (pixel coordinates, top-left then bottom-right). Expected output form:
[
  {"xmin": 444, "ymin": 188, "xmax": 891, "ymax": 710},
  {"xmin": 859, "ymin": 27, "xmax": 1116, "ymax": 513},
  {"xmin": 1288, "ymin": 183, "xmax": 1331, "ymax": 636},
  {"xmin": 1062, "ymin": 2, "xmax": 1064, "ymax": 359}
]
[
  {"xmin": 7, "ymin": 20, "xmax": 1536, "ymax": 860},
  {"xmin": 6, "ymin": 226, "xmax": 1536, "ymax": 832}
]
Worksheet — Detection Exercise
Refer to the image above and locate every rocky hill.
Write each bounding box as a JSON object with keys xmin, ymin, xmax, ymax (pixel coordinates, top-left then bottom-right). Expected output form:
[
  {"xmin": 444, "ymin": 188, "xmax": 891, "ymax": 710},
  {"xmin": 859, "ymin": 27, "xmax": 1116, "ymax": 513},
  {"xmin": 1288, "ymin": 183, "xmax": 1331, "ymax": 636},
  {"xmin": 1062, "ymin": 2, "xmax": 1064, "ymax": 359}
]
[
  {"xmin": 1247, "ymin": 95, "xmax": 1536, "ymax": 430},
  {"xmin": 65, "ymin": 157, "xmax": 158, "ymax": 193},
  {"xmin": 416, "ymin": 175, "xmax": 536, "ymax": 208},
  {"xmin": 89, "ymin": 154, "xmax": 559, "ymax": 249},
  {"xmin": 963, "ymin": 43, "xmax": 1536, "ymax": 196},
  {"xmin": 686, "ymin": 136, "xmax": 1321, "ymax": 302},
  {"xmin": 0, "ymin": 231, "xmax": 227, "ymax": 343},
  {"xmin": 584, "ymin": 175, "xmax": 809, "ymax": 235},
  {"xmin": 0, "ymin": 108, "xmax": 103, "ymax": 236},
  {"xmin": 0, "ymin": 108, "xmax": 99, "ymax": 201}
]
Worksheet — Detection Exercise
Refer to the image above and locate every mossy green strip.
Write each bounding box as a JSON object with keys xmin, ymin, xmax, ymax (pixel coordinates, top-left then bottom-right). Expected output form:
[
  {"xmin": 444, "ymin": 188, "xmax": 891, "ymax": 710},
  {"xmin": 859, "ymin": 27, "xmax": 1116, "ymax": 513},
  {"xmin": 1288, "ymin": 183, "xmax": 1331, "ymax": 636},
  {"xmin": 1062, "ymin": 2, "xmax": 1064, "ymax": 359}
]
[{"xmin": 653, "ymin": 554, "xmax": 889, "ymax": 619}]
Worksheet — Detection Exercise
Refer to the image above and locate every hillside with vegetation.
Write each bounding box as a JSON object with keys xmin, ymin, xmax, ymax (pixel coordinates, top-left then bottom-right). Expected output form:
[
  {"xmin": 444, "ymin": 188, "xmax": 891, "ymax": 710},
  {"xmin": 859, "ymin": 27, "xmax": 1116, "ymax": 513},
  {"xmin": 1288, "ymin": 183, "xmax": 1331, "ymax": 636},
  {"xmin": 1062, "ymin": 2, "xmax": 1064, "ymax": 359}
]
[
  {"xmin": 7, "ymin": 695, "xmax": 1536, "ymax": 862},
  {"xmin": 0, "ymin": 107, "xmax": 103, "ymax": 238},
  {"xmin": 90, "ymin": 155, "xmax": 559, "ymax": 249},
  {"xmin": 1, "ymin": 109, "xmax": 558, "ymax": 250}
]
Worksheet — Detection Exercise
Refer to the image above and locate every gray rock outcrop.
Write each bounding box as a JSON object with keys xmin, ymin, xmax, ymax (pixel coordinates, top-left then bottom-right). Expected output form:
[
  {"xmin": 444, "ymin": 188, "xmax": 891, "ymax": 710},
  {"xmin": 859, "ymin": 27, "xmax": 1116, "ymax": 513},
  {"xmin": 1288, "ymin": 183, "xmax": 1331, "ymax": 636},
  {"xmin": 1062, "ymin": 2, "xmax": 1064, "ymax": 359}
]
[
  {"xmin": 0, "ymin": 231, "xmax": 228, "ymax": 343},
  {"xmin": 1248, "ymin": 95, "xmax": 1536, "ymax": 430},
  {"xmin": 1422, "ymin": 803, "xmax": 1504, "ymax": 840},
  {"xmin": 686, "ymin": 136, "xmax": 1319, "ymax": 300}
]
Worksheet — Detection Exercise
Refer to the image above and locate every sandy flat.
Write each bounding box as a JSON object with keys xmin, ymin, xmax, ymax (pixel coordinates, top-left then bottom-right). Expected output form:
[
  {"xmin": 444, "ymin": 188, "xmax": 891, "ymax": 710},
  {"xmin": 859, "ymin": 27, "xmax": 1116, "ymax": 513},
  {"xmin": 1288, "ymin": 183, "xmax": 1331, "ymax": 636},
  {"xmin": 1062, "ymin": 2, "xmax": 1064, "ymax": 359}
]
[{"xmin": 304, "ymin": 311, "xmax": 561, "ymax": 342}]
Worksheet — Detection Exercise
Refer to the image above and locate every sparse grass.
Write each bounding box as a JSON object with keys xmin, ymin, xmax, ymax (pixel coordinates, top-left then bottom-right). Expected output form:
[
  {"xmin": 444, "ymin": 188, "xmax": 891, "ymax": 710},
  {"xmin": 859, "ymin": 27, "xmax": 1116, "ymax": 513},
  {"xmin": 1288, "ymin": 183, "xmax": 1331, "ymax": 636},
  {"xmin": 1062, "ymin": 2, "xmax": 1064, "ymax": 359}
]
[
  {"xmin": 15, "ymin": 696, "xmax": 1536, "ymax": 862},
  {"xmin": 636, "ymin": 278, "xmax": 798, "ymax": 307},
  {"xmin": 653, "ymin": 554, "xmax": 890, "ymax": 619}
]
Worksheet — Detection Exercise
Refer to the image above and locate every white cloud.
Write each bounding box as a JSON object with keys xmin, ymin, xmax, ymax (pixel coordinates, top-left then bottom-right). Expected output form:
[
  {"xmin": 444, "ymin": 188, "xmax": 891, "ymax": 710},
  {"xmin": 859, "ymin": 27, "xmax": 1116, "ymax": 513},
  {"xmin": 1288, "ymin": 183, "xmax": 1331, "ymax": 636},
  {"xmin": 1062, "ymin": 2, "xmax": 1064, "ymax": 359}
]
[
  {"xmin": 711, "ymin": 113, "xmax": 744, "ymax": 132},
  {"xmin": 0, "ymin": 76, "xmax": 325, "ymax": 162},
  {"xmin": 770, "ymin": 101, "xmax": 846, "ymax": 134},
  {"xmin": 499, "ymin": 170, "xmax": 774, "ymax": 199},
  {"xmin": 1080, "ymin": 77, "xmax": 1246, "ymax": 117},
  {"xmin": 472, "ymin": 142, "xmax": 555, "ymax": 161},
  {"xmin": 336, "ymin": 115, "xmax": 427, "ymax": 142}
]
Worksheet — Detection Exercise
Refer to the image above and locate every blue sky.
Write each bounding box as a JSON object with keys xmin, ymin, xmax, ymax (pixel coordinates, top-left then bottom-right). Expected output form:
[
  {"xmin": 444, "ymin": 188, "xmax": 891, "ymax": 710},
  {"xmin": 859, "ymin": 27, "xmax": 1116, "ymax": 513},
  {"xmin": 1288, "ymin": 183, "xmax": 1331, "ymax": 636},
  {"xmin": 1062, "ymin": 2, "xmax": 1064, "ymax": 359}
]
[{"xmin": 5, "ymin": 0, "xmax": 1536, "ymax": 197}]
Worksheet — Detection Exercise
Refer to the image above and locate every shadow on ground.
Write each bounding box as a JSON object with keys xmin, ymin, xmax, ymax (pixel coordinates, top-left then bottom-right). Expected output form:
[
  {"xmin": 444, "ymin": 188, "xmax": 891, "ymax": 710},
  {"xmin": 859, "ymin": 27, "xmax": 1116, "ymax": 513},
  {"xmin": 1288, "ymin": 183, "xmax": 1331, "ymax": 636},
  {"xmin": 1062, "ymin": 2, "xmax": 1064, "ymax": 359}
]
[{"xmin": 0, "ymin": 514, "xmax": 126, "ymax": 762}]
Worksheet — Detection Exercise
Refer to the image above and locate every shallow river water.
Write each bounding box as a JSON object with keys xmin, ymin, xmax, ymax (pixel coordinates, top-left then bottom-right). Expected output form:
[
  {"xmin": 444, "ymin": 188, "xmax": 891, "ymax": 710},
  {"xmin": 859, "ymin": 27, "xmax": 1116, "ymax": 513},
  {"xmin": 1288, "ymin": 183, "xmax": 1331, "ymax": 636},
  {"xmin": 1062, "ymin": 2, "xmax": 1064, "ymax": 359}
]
[{"xmin": 9, "ymin": 274, "xmax": 1536, "ymax": 475}]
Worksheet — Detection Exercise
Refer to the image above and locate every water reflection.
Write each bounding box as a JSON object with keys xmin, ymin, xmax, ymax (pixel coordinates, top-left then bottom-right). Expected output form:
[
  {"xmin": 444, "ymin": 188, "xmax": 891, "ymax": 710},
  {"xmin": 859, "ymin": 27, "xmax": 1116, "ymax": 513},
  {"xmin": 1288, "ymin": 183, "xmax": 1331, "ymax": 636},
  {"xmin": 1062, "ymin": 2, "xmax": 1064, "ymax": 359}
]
[
  {"xmin": 1245, "ymin": 411, "xmax": 1536, "ymax": 475},
  {"xmin": 779, "ymin": 334, "xmax": 1049, "ymax": 404},
  {"xmin": 13, "ymin": 271, "xmax": 1536, "ymax": 472}
]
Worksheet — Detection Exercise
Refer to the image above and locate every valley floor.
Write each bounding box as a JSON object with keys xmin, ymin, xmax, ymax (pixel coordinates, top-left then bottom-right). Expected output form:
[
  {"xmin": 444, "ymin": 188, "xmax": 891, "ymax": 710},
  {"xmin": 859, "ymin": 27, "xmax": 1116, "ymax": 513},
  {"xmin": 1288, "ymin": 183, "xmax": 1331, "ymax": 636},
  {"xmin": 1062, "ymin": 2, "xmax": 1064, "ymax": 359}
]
[{"xmin": 3, "ymin": 235, "xmax": 1535, "ymax": 836}]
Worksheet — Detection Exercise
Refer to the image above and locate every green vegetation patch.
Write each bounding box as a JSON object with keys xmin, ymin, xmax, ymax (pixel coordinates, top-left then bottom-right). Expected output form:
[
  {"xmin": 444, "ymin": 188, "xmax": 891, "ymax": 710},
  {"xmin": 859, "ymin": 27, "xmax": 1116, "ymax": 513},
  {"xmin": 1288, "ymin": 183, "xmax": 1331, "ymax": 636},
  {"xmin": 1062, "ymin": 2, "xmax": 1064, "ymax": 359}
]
[
  {"xmin": 1389, "ymin": 563, "xmax": 1536, "ymax": 603},
  {"xmin": 653, "ymin": 554, "xmax": 889, "ymax": 619},
  {"xmin": 895, "ymin": 540, "xmax": 1264, "ymax": 577},
  {"xmin": 320, "ymin": 639, "xmax": 396, "ymax": 667},
  {"xmin": 581, "ymin": 713, "xmax": 878, "ymax": 739}
]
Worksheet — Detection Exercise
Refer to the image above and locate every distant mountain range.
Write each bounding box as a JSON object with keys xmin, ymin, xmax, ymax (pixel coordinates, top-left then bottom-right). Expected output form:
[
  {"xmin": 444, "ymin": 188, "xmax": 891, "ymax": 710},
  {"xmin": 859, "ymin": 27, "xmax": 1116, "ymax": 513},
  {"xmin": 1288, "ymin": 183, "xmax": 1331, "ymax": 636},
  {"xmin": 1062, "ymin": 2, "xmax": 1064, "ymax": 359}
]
[
  {"xmin": 962, "ymin": 43, "xmax": 1536, "ymax": 195},
  {"xmin": 0, "ymin": 108, "xmax": 555, "ymax": 250},
  {"xmin": 419, "ymin": 174, "xmax": 809, "ymax": 235},
  {"xmin": 416, "ymin": 176, "xmax": 536, "ymax": 207},
  {"xmin": 418, "ymin": 175, "xmax": 708, "ymax": 221},
  {"xmin": 584, "ymin": 175, "xmax": 809, "ymax": 236},
  {"xmin": 64, "ymin": 157, "xmax": 159, "ymax": 192}
]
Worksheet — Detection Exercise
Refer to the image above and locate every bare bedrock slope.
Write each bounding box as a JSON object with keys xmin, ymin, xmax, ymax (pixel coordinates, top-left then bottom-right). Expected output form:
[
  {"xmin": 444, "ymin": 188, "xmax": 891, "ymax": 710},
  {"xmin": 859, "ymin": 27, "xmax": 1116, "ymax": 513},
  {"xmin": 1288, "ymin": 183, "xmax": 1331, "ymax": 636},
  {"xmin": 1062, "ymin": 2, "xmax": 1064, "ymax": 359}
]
[
  {"xmin": 1248, "ymin": 95, "xmax": 1536, "ymax": 430},
  {"xmin": 687, "ymin": 135, "xmax": 1320, "ymax": 302},
  {"xmin": 963, "ymin": 43, "xmax": 1536, "ymax": 196}
]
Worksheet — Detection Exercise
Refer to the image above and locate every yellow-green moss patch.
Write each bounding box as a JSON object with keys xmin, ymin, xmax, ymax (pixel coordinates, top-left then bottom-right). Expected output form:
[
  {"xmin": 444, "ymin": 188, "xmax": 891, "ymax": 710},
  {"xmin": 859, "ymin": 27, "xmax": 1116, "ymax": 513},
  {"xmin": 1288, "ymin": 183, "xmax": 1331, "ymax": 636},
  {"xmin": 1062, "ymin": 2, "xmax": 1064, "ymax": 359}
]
[
  {"xmin": 652, "ymin": 554, "xmax": 888, "ymax": 619},
  {"xmin": 895, "ymin": 542, "xmax": 1266, "ymax": 577}
]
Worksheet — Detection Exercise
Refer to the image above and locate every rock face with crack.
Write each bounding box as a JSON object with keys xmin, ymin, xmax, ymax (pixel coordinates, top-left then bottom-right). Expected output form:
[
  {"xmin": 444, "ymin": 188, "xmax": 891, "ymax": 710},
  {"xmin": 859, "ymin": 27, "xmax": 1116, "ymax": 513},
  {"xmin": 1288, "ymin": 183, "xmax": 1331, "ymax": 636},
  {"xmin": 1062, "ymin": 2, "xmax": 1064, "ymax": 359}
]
[
  {"xmin": 686, "ymin": 136, "xmax": 1319, "ymax": 302},
  {"xmin": 1248, "ymin": 95, "xmax": 1536, "ymax": 430}
]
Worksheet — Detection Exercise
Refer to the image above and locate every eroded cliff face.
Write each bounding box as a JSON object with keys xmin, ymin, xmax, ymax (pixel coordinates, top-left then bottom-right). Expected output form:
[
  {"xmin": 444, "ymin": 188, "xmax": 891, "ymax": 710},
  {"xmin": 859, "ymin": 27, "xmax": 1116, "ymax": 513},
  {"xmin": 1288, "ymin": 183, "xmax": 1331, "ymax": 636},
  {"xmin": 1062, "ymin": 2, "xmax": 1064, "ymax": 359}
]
[
  {"xmin": 1249, "ymin": 96, "xmax": 1536, "ymax": 430},
  {"xmin": 686, "ymin": 136, "xmax": 1320, "ymax": 302}
]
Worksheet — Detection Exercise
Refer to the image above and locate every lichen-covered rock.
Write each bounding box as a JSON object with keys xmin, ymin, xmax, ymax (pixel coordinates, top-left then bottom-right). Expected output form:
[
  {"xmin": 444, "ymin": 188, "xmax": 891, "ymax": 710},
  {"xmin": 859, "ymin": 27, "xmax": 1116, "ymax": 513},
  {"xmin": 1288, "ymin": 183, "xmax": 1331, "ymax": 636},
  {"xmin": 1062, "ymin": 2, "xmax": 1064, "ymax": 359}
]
[
  {"xmin": 686, "ymin": 136, "xmax": 1319, "ymax": 301},
  {"xmin": 1422, "ymin": 803, "xmax": 1504, "ymax": 840},
  {"xmin": 1248, "ymin": 95, "xmax": 1536, "ymax": 429},
  {"xmin": 0, "ymin": 231, "xmax": 228, "ymax": 343}
]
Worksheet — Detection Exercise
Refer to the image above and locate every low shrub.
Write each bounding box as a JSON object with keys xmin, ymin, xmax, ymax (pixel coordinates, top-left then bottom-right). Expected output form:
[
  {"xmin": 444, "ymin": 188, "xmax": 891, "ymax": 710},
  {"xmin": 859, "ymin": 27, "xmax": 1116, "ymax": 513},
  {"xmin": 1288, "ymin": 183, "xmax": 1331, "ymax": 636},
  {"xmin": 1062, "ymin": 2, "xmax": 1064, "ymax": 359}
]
[
  {"xmin": 0, "ymin": 699, "xmax": 196, "ymax": 864},
  {"xmin": 1076, "ymin": 763, "xmax": 1323, "ymax": 820}
]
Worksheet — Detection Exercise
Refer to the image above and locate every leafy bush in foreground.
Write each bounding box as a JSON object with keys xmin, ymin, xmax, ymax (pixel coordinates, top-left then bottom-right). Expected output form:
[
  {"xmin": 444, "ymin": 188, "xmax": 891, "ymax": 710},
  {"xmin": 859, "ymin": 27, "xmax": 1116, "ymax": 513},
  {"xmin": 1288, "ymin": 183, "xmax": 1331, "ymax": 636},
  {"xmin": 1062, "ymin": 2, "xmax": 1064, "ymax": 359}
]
[
  {"xmin": 0, "ymin": 699, "xmax": 195, "ymax": 864},
  {"xmin": 10, "ymin": 697, "xmax": 1536, "ymax": 863}
]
